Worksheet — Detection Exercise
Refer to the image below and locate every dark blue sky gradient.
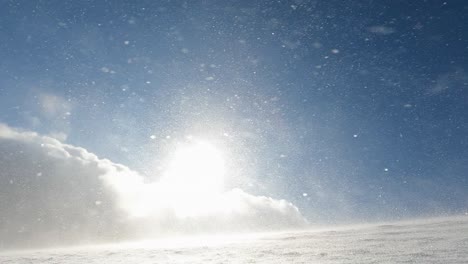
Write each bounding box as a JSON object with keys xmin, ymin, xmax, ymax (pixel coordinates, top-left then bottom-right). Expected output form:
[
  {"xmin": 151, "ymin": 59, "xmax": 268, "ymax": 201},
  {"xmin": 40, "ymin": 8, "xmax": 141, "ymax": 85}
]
[{"xmin": 0, "ymin": 0, "xmax": 467, "ymax": 222}]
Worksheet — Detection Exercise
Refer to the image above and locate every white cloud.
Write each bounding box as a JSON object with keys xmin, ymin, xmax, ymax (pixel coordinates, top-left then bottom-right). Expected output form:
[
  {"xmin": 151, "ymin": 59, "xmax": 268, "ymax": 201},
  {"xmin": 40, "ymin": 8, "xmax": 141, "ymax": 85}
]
[
  {"xmin": 0, "ymin": 124, "xmax": 307, "ymax": 249},
  {"xmin": 47, "ymin": 131, "xmax": 68, "ymax": 141},
  {"xmin": 38, "ymin": 93, "xmax": 72, "ymax": 119},
  {"xmin": 23, "ymin": 93, "xmax": 73, "ymax": 141},
  {"xmin": 368, "ymin": 26, "xmax": 396, "ymax": 35},
  {"xmin": 429, "ymin": 68, "xmax": 468, "ymax": 95}
]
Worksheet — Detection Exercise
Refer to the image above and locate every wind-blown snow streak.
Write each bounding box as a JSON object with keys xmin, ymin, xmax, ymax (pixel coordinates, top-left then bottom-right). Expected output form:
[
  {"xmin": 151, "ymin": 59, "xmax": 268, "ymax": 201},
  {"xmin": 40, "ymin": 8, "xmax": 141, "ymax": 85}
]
[
  {"xmin": 1, "ymin": 216, "xmax": 467, "ymax": 263},
  {"xmin": 0, "ymin": 123, "xmax": 306, "ymax": 249}
]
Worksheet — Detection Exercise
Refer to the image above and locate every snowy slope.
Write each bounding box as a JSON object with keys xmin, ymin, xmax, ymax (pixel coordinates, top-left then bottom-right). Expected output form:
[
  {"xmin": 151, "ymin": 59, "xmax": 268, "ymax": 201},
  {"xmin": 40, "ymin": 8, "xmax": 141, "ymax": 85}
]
[{"xmin": 1, "ymin": 216, "xmax": 467, "ymax": 264}]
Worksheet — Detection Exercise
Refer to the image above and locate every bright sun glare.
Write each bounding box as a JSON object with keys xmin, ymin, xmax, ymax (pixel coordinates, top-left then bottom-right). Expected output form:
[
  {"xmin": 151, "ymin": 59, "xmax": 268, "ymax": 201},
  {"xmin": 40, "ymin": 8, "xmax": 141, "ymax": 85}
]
[{"xmin": 161, "ymin": 141, "xmax": 226, "ymax": 217}]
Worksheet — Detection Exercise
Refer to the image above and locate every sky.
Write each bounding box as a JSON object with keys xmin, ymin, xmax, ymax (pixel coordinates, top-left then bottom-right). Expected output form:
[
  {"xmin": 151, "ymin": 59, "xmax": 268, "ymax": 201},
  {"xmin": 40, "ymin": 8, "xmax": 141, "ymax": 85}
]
[{"xmin": 0, "ymin": 0, "xmax": 467, "ymax": 242}]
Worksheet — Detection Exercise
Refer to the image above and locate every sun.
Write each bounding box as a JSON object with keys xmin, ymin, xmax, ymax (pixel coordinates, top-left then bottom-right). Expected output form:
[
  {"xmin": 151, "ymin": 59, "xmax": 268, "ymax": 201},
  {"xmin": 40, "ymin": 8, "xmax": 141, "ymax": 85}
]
[
  {"xmin": 168, "ymin": 141, "xmax": 225, "ymax": 194},
  {"xmin": 160, "ymin": 140, "xmax": 226, "ymax": 217}
]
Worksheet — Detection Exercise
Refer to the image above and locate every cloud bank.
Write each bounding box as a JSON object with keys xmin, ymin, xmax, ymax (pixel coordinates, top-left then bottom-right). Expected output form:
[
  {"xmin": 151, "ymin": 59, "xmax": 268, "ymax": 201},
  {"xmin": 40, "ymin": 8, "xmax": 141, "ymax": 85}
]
[{"xmin": 0, "ymin": 124, "xmax": 306, "ymax": 249}]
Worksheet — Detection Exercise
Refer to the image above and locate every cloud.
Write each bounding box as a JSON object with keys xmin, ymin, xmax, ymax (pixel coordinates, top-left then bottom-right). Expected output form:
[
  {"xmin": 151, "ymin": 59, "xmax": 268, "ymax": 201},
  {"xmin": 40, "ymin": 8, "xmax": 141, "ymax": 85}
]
[
  {"xmin": 0, "ymin": 124, "xmax": 307, "ymax": 249},
  {"xmin": 23, "ymin": 93, "xmax": 72, "ymax": 140},
  {"xmin": 38, "ymin": 93, "xmax": 72, "ymax": 120},
  {"xmin": 367, "ymin": 26, "xmax": 396, "ymax": 35},
  {"xmin": 429, "ymin": 68, "xmax": 468, "ymax": 95}
]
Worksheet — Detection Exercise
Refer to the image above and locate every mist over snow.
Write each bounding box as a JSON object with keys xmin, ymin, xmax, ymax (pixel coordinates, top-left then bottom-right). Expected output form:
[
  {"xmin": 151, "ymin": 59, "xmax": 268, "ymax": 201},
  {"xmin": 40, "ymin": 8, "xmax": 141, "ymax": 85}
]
[
  {"xmin": 0, "ymin": 123, "xmax": 307, "ymax": 249},
  {"xmin": 2, "ymin": 215, "xmax": 467, "ymax": 263}
]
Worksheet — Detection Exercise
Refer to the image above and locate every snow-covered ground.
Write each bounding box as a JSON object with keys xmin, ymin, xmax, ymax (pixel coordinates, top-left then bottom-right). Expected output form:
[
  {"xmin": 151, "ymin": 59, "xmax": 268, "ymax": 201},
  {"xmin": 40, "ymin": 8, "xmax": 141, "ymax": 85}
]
[{"xmin": 1, "ymin": 216, "xmax": 467, "ymax": 264}]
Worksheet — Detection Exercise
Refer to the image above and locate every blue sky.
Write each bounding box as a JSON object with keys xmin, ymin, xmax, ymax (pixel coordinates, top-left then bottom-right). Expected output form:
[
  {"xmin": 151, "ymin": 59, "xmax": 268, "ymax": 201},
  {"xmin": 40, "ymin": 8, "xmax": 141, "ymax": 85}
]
[{"xmin": 1, "ymin": 0, "xmax": 467, "ymax": 223}]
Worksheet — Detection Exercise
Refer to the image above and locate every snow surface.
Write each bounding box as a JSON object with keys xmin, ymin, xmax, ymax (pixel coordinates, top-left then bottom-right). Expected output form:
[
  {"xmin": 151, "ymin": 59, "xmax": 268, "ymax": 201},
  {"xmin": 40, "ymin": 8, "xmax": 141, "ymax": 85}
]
[{"xmin": 1, "ymin": 216, "xmax": 467, "ymax": 264}]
